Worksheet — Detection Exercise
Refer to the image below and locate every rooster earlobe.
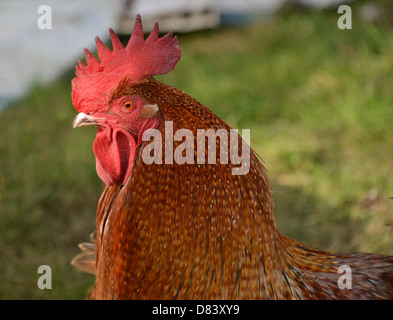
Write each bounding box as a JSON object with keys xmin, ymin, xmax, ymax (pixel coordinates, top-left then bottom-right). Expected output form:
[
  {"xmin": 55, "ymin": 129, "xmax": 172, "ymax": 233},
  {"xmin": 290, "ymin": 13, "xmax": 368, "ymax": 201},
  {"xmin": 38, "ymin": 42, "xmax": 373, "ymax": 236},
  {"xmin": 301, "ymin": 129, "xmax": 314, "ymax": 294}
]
[{"xmin": 140, "ymin": 104, "xmax": 159, "ymax": 118}]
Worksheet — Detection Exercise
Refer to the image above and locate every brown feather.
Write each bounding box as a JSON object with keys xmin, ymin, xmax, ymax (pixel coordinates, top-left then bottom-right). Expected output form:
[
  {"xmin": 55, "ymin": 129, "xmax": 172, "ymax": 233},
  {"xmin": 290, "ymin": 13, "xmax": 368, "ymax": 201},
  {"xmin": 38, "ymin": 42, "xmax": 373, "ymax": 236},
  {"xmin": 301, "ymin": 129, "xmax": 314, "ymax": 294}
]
[{"xmin": 79, "ymin": 78, "xmax": 393, "ymax": 299}]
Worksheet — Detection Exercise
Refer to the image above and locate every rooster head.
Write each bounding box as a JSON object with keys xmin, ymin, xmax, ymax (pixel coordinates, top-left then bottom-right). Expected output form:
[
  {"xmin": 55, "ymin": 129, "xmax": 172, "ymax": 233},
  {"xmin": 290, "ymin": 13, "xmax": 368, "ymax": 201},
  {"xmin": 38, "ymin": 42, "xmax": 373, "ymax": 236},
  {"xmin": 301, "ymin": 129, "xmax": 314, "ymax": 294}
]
[{"xmin": 71, "ymin": 14, "xmax": 181, "ymax": 186}]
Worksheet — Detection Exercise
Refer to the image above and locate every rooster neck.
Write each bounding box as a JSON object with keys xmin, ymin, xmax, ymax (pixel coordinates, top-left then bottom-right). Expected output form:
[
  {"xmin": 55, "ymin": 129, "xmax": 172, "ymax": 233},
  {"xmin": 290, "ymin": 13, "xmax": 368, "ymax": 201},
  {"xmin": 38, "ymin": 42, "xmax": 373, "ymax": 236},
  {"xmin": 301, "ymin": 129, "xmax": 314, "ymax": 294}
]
[
  {"xmin": 95, "ymin": 161, "xmax": 288, "ymax": 299},
  {"xmin": 93, "ymin": 83, "xmax": 295, "ymax": 299}
]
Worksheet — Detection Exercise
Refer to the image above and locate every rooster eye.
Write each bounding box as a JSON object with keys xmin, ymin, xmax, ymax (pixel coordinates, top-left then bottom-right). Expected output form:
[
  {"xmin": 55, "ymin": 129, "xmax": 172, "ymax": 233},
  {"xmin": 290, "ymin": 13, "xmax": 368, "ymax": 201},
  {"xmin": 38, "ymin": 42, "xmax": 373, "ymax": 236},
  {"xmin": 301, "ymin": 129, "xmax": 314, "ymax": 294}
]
[{"xmin": 122, "ymin": 100, "xmax": 134, "ymax": 111}]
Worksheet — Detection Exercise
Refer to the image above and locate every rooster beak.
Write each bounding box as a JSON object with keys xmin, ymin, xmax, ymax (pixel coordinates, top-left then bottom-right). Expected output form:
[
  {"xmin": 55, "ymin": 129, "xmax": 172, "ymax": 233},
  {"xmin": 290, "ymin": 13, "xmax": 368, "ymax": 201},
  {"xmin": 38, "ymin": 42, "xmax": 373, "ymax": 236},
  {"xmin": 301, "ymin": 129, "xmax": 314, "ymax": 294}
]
[{"xmin": 73, "ymin": 112, "xmax": 100, "ymax": 128}]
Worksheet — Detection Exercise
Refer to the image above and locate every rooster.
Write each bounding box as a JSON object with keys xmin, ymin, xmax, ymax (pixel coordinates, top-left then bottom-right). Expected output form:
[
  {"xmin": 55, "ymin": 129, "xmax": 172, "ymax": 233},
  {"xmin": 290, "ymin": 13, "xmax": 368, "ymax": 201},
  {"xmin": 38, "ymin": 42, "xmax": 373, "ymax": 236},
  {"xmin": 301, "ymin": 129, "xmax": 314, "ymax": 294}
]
[{"xmin": 71, "ymin": 15, "xmax": 393, "ymax": 299}]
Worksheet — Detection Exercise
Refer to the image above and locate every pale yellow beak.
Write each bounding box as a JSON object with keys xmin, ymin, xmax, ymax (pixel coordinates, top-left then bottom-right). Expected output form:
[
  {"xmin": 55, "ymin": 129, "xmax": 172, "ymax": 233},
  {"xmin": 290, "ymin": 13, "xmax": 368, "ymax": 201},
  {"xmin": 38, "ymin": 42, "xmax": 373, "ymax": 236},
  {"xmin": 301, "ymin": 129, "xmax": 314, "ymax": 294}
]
[{"xmin": 73, "ymin": 112, "xmax": 100, "ymax": 128}]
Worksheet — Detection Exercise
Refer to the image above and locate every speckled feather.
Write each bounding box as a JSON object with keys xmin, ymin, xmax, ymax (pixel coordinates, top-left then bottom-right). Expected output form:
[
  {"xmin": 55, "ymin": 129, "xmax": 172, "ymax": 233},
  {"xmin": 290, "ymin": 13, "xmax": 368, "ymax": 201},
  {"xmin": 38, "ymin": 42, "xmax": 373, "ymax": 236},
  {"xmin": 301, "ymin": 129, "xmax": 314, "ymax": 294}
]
[{"xmin": 85, "ymin": 78, "xmax": 393, "ymax": 299}]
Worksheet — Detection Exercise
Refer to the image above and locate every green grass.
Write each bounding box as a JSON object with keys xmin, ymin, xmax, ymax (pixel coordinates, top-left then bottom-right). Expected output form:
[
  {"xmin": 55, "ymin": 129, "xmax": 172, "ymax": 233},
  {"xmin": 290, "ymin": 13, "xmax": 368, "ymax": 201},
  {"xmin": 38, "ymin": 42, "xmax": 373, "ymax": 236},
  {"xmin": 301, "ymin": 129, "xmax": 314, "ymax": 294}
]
[{"xmin": 1, "ymin": 7, "xmax": 393, "ymax": 299}]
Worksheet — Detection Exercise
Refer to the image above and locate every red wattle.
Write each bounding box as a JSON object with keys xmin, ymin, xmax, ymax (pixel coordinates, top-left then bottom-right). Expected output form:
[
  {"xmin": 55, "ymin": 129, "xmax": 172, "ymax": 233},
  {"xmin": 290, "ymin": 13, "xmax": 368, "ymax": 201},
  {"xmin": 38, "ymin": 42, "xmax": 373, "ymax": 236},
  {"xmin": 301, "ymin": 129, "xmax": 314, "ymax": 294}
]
[{"xmin": 93, "ymin": 127, "xmax": 136, "ymax": 186}]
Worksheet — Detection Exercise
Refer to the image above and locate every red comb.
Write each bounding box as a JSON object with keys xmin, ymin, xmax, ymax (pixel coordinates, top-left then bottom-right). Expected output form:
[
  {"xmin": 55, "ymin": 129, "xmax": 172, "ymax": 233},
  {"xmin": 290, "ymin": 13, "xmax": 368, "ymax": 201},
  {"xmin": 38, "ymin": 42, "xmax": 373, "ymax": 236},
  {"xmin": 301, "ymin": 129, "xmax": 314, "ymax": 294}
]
[{"xmin": 72, "ymin": 14, "xmax": 181, "ymax": 113}]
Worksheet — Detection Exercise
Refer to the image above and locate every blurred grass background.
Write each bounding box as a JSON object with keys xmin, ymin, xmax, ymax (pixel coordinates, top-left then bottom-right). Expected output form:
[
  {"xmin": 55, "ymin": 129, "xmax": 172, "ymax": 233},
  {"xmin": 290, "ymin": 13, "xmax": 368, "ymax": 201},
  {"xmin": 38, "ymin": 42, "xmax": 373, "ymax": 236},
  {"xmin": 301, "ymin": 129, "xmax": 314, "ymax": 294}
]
[{"xmin": 1, "ymin": 4, "xmax": 393, "ymax": 299}]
